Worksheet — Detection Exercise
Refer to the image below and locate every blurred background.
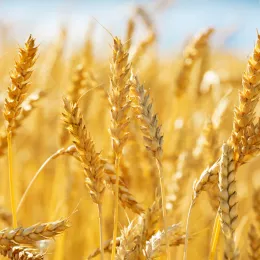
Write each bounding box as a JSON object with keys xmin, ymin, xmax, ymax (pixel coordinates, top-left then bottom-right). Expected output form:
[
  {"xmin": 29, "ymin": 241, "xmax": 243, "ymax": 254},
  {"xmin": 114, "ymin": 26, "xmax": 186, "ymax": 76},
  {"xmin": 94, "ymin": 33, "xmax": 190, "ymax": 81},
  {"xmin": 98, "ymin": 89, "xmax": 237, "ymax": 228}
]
[{"xmin": 1, "ymin": 0, "xmax": 260, "ymax": 56}]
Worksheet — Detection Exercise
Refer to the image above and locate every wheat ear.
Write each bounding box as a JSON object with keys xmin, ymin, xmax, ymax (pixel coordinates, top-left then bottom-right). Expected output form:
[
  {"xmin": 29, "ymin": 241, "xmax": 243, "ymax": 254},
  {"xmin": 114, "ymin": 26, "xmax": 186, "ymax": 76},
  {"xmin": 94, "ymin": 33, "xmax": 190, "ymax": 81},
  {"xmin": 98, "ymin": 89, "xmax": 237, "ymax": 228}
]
[
  {"xmin": 218, "ymin": 143, "xmax": 239, "ymax": 260},
  {"xmin": 88, "ymin": 196, "xmax": 159, "ymax": 259},
  {"xmin": 145, "ymin": 224, "xmax": 185, "ymax": 260},
  {"xmin": 60, "ymin": 63, "xmax": 88, "ymax": 147},
  {"xmin": 0, "ymin": 245, "xmax": 44, "ymax": 260},
  {"xmin": 68, "ymin": 63, "xmax": 88, "ymax": 104},
  {"xmin": 125, "ymin": 17, "xmax": 135, "ymax": 51},
  {"xmin": 108, "ymin": 37, "xmax": 131, "ymax": 259},
  {"xmin": 132, "ymin": 32, "xmax": 156, "ymax": 67},
  {"xmin": 135, "ymin": 6, "xmax": 154, "ymax": 31},
  {"xmin": 175, "ymin": 27, "xmax": 214, "ymax": 98},
  {"xmin": 130, "ymin": 74, "xmax": 169, "ymax": 259},
  {"xmin": 3, "ymin": 35, "xmax": 37, "ymax": 229},
  {"xmin": 62, "ymin": 98, "xmax": 106, "ymax": 259},
  {"xmin": 116, "ymin": 220, "xmax": 143, "ymax": 260},
  {"xmin": 4, "ymin": 35, "xmax": 37, "ymax": 132},
  {"xmin": 83, "ymin": 21, "xmax": 95, "ymax": 67},
  {"xmin": 140, "ymin": 192, "xmax": 162, "ymax": 247},
  {"xmin": 0, "ymin": 218, "xmax": 70, "ymax": 246},
  {"xmin": 230, "ymin": 32, "xmax": 260, "ymax": 165}
]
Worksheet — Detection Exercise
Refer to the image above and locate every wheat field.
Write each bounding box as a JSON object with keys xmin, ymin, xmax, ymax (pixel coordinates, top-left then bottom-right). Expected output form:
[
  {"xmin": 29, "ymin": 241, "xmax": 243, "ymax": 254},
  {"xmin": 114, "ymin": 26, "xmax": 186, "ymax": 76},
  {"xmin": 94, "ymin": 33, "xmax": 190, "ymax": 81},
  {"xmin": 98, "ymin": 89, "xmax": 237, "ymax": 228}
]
[{"xmin": 0, "ymin": 2, "xmax": 259, "ymax": 260}]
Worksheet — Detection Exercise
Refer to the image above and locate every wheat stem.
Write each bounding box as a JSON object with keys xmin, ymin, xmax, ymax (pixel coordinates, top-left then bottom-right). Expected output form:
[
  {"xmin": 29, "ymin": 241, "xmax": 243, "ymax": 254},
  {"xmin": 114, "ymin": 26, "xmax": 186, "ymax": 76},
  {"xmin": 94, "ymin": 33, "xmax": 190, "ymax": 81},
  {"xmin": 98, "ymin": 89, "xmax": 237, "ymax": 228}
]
[
  {"xmin": 17, "ymin": 151, "xmax": 58, "ymax": 214},
  {"xmin": 209, "ymin": 213, "xmax": 221, "ymax": 260},
  {"xmin": 7, "ymin": 132, "xmax": 17, "ymax": 228},
  {"xmin": 156, "ymin": 158, "xmax": 170, "ymax": 259},
  {"xmin": 183, "ymin": 197, "xmax": 195, "ymax": 260},
  {"xmin": 98, "ymin": 203, "xmax": 104, "ymax": 260},
  {"xmin": 17, "ymin": 146, "xmax": 76, "ymax": 213},
  {"xmin": 111, "ymin": 155, "xmax": 121, "ymax": 259}
]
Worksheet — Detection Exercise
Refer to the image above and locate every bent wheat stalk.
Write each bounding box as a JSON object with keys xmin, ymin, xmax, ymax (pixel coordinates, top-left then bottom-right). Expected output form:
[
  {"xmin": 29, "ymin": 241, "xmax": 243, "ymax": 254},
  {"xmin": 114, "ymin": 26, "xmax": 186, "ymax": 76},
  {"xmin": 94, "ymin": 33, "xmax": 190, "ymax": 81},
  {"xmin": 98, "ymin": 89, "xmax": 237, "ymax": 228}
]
[{"xmin": 17, "ymin": 145, "xmax": 77, "ymax": 214}]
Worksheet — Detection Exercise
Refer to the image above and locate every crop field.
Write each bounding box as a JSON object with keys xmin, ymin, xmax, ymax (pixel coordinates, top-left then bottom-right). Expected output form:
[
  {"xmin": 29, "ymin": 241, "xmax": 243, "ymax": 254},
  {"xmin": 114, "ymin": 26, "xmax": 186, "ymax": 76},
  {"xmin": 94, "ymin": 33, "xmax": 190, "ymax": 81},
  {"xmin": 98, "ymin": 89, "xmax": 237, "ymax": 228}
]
[{"xmin": 0, "ymin": 1, "xmax": 259, "ymax": 260}]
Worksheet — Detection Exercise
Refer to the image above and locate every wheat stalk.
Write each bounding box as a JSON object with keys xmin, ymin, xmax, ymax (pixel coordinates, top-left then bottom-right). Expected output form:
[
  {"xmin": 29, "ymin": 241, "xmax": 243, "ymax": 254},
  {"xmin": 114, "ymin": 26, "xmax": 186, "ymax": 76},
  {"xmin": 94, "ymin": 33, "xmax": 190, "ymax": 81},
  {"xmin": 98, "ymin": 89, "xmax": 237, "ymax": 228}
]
[
  {"xmin": 17, "ymin": 145, "xmax": 78, "ymax": 214},
  {"xmin": 130, "ymin": 74, "xmax": 169, "ymax": 259},
  {"xmin": 3, "ymin": 35, "xmax": 37, "ymax": 229},
  {"xmin": 108, "ymin": 36, "xmax": 131, "ymax": 259}
]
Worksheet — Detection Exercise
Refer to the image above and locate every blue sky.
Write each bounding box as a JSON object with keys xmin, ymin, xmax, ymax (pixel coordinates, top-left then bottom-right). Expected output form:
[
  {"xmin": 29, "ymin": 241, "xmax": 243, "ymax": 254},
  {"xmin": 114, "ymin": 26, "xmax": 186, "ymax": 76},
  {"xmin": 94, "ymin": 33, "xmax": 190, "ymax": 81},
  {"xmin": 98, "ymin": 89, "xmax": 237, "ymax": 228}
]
[{"xmin": 0, "ymin": 0, "xmax": 260, "ymax": 55}]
